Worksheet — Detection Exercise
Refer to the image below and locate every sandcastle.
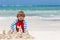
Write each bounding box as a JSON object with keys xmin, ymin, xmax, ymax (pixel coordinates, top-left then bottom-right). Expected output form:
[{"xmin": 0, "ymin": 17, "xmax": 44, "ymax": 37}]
[{"xmin": 0, "ymin": 28, "xmax": 34, "ymax": 40}]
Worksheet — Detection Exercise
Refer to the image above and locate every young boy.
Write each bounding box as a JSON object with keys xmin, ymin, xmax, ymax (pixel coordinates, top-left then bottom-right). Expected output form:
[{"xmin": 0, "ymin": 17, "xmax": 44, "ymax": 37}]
[{"xmin": 10, "ymin": 11, "xmax": 27, "ymax": 33}]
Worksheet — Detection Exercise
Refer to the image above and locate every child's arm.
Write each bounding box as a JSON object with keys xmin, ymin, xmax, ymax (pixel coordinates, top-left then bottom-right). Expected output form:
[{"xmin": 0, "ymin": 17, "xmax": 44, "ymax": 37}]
[
  {"xmin": 24, "ymin": 20, "xmax": 27, "ymax": 32},
  {"xmin": 10, "ymin": 19, "xmax": 18, "ymax": 32}
]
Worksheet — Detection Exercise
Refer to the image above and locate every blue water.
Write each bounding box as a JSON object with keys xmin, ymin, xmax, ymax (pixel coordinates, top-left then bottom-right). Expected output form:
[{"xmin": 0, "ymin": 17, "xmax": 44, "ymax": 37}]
[
  {"xmin": 0, "ymin": 5, "xmax": 60, "ymax": 18},
  {"xmin": 0, "ymin": 5, "xmax": 60, "ymax": 10}
]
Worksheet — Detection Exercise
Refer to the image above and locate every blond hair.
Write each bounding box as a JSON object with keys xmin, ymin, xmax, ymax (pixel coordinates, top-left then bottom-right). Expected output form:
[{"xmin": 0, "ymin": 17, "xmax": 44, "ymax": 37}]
[{"xmin": 17, "ymin": 11, "xmax": 25, "ymax": 17}]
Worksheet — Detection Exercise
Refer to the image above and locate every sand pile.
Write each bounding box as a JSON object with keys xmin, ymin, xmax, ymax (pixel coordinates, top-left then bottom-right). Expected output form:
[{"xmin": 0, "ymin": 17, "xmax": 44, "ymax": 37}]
[{"xmin": 0, "ymin": 28, "xmax": 34, "ymax": 40}]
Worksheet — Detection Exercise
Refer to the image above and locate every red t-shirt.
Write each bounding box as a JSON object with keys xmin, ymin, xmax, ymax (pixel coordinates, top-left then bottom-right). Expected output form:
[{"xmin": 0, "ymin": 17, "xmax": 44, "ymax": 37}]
[{"xmin": 15, "ymin": 20, "xmax": 24, "ymax": 32}]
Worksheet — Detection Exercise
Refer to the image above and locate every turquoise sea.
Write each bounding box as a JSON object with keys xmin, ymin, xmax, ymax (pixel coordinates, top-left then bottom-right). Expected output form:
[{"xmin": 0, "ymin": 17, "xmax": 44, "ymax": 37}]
[{"xmin": 0, "ymin": 5, "xmax": 60, "ymax": 19}]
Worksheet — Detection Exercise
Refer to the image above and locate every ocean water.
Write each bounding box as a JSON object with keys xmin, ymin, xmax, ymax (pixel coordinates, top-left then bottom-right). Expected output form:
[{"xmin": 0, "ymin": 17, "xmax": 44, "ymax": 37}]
[{"xmin": 0, "ymin": 5, "xmax": 60, "ymax": 21}]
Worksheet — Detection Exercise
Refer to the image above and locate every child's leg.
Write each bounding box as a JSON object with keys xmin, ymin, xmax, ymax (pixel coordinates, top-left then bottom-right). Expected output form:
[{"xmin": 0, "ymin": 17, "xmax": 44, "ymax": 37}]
[
  {"xmin": 16, "ymin": 27, "xmax": 19, "ymax": 32},
  {"xmin": 21, "ymin": 26, "xmax": 24, "ymax": 33}
]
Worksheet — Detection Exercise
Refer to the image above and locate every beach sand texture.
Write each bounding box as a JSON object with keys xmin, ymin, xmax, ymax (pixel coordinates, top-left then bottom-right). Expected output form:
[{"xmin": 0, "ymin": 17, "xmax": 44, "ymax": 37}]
[{"xmin": 0, "ymin": 16, "xmax": 60, "ymax": 40}]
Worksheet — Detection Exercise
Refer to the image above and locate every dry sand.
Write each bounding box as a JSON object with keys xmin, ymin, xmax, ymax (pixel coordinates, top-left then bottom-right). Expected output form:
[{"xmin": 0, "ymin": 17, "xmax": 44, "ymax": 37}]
[{"xmin": 0, "ymin": 16, "xmax": 60, "ymax": 40}]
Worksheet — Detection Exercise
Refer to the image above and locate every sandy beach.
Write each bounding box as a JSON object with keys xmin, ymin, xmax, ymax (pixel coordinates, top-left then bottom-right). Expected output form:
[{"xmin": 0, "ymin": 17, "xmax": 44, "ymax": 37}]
[{"xmin": 0, "ymin": 16, "xmax": 60, "ymax": 40}]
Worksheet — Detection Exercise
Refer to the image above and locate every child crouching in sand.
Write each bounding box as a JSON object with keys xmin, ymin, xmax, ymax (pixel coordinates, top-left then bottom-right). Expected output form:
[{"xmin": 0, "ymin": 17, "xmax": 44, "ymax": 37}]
[
  {"xmin": 10, "ymin": 11, "xmax": 27, "ymax": 33},
  {"xmin": 0, "ymin": 11, "xmax": 34, "ymax": 39}
]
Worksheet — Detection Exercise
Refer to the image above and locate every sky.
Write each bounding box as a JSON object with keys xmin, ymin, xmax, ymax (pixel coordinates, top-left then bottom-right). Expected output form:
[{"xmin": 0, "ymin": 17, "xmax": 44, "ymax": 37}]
[{"xmin": 0, "ymin": 0, "xmax": 60, "ymax": 5}]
